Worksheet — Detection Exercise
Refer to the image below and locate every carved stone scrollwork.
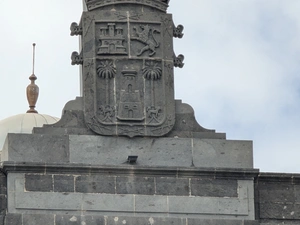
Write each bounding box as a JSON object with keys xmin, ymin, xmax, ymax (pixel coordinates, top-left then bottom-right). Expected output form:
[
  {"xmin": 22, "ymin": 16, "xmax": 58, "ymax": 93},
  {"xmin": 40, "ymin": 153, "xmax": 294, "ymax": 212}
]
[
  {"xmin": 173, "ymin": 24, "xmax": 184, "ymax": 38},
  {"xmin": 173, "ymin": 54, "xmax": 184, "ymax": 68},
  {"xmin": 71, "ymin": 51, "xmax": 83, "ymax": 65},
  {"xmin": 70, "ymin": 22, "xmax": 82, "ymax": 36}
]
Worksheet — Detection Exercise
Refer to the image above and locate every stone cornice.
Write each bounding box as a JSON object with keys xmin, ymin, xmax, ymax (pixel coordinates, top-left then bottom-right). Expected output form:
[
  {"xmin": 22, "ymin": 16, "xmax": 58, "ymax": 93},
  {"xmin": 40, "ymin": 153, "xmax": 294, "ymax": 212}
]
[
  {"xmin": 258, "ymin": 172, "xmax": 300, "ymax": 184},
  {"xmin": 2, "ymin": 161, "xmax": 259, "ymax": 179}
]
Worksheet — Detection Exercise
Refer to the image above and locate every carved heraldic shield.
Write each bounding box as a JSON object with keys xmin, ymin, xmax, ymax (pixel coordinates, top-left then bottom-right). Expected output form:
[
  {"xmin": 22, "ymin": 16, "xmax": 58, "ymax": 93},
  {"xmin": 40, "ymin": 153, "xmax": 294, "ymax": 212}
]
[{"xmin": 72, "ymin": 0, "xmax": 182, "ymax": 137}]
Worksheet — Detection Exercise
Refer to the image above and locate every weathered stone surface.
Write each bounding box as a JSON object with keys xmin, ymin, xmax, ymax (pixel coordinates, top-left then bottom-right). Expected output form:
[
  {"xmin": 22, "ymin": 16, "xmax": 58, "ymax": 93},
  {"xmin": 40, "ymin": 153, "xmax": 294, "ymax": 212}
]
[
  {"xmin": 69, "ymin": 135, "xmax": 193, "ymax": 167},
  {"xmin": 0, "ymin": 174, "xmax": 6, "ymax": 195},
  {"xmin": 82, "ymin": 216, "xmax": 105, "ymax": 225},
  {"xmin": 260, "ymin": 221, "xmax": 300, "ymax": 225},
  {"xmin": 25, "ymin": 174, "xmax": 53, "ymax": 192},
  {"xmin": 56, "ymin": 215, "xmax": 81, "ymax": 225},
  {"xmin": 0, "ymin": 195, "xmax": 7, "ymax": 215},
  {"xmin": 106, "ymin": 216, "xmax": 186, "ymax": 225},
  {"xmin": 4, "ymin": 214, "xmax": 22, "ymax": 225},
  {"xmin": 69, "ymin": 135, "xmax": 253, "ymax": 168},
  {"xmin": 116, "ymin": 176, "xmax": 154, "ymax": 195},
  {"xmin": 192, "ymin": 139, "xmax": 253, "ymax": 168},
  {"xmin": 190, "ymin": 178, "xmax": 238, "ymax": 197},
  {"xmin": 156, "ymin": 177, "xmax": 189, "ymax": 196},
  {"xmin": 2, "ymin": 134, "xmax": 69, "ymax": 163},
  {"xmin": 0, "ymin": 172, "xmax": 6, "ymax": 219},
  {"xmin": 75, "ymin": 175, "xmax": 114, "ymax": 194},
  {"xmin": 259, "ymin": 183, "xmax": 294, "ymax": 202},
  {"xmin": 54, "ymin": 175, "xmax": 74, "ymax": 193},
  {"xmin": 188, "ymin": 219, "xmax": 242, "ymax": 225},
  {"xmin": 295, "ymin": 185, "xmax": 300, "ymax": 202},
  {"xmin": 258, "ymin": 173, "xmax": 300, "ymax": 222},
  {"xmin": 166, "ymin": 100, "xmax": 226, "ymax": 139},
  {"xmin": 244, "ymin": 221, "xmax": 260, "ymax": 225},
  {"xmin": 23, "ymin": 214, "xmax": 54, "ymax": 225}
]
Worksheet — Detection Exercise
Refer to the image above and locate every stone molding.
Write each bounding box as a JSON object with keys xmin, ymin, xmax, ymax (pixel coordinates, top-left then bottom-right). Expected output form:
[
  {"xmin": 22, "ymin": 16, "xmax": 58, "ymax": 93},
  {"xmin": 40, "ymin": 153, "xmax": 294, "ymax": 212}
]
[{"xmin": 2, "ymin": 161, "xmax": 259, "ymax": 178}]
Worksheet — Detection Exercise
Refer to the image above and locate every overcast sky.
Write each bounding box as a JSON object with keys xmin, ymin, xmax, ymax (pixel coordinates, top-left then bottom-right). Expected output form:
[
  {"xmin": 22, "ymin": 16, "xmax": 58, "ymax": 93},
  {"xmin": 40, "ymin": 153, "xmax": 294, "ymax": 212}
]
[{"xmin": 0, "ymin": 0, "xmax": 299, "ymax": 173}]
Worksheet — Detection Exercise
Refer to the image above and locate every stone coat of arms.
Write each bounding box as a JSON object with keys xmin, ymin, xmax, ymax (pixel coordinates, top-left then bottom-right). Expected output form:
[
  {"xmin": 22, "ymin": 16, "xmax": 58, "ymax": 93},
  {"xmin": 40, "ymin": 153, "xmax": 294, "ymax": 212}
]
[{"xmin": 71, "ymin": 0, "xmax": 184, "ymax": 137}]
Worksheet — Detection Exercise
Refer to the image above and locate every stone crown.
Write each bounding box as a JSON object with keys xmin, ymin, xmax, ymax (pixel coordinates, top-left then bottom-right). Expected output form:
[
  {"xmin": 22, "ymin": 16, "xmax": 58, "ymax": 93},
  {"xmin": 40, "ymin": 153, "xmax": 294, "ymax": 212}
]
[{"xmin": 85, "ymin": 0, "xmax": 170, "ymax": 12}]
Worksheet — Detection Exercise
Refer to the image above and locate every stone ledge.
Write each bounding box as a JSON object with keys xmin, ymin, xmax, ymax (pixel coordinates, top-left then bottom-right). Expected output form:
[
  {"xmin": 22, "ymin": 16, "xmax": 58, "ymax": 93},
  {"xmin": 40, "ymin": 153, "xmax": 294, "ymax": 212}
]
[{"xmin": 2, "ymin": 161, "xmax": 259, "ymax": 179}]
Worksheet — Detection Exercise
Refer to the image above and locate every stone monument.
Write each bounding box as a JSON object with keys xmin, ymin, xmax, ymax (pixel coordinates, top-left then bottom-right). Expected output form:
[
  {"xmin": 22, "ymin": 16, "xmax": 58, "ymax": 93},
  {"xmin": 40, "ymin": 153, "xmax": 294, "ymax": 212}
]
[{"xmin": 2, "ymin": 1, "xmax": 300, "ymax": 225}]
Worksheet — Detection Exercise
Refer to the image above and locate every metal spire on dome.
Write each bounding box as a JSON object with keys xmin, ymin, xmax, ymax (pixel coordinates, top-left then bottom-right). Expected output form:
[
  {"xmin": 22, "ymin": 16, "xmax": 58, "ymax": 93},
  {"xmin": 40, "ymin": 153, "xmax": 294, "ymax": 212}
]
[{"xmin": 26, "ymin": 43, "xmax": 39, "ymax": 113}]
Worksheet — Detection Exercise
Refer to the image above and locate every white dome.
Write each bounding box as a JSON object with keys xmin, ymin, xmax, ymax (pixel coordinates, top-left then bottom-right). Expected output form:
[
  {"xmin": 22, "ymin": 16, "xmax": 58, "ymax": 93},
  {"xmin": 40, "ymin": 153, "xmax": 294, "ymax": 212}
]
[{"xmin": 0, "ymin": 113, "xmax": 59, "ymax": 151}]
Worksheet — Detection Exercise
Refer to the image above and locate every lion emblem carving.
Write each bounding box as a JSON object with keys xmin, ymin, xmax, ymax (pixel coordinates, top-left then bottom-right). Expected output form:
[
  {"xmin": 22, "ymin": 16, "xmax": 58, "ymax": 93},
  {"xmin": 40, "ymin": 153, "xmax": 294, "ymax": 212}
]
[{"xmin": 132, "ymin": 25, "xmax": 160, "ymax": 57}]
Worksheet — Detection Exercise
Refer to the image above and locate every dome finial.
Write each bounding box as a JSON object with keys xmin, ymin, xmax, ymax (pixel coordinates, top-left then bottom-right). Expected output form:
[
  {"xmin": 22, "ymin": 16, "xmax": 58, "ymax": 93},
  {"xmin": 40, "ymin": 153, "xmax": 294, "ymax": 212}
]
[{"xmin": 26, "ymin": 43, "xmax": 39, "ymax": 113}]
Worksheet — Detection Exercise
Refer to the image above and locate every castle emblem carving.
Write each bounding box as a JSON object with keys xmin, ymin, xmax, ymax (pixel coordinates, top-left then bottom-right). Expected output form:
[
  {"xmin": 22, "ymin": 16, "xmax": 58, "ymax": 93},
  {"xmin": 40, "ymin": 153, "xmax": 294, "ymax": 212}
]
[
  {"xmin": 97, "ymin": 23, "xmax": 127, "ymax": 55},
  {"xmin": 73, "ymin": 1, "xmax": 178, "ymax": 137}
]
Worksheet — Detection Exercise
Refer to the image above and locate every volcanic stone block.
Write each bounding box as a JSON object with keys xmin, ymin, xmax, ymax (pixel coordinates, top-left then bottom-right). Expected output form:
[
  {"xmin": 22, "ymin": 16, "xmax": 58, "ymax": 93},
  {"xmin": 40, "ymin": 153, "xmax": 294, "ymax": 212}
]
[
  {"xmin": 25, "ymin": 174, "xmax": 53, "ymax": 192},
  {"xmin": 0, "ymin": 195, "xmax": 7, "ymax": 214},
  {"xmin": 82, "ymin": 194, "xmax": 134, "ymax": 211},
  {"xmin": 192, "ymin": 139, "xmax": 253, "ymax": 168},
  {"xmin": 75, "ymin": 175, "xmax": 115, "ymax": 194},
  {"xmin": 116, "ymin": 176, "xmax": 154, "ymax": 195},
  {"xmin": 4, "ymin": 214, "xmax": 22, "ymax": 225},
  {"xmin": 2, "ymin": 133, "xmax": 69, "ymax": 163},
  {"xmin": 261, "ymin": 221, "xmax": 300, "ymax": 225},
  {"xmin": 156, "ymin": 177, "xmax": 189, "ymax": 196},
  {"xmin": 294, "ymin": 185, "xmax": 300, "ymax": 202},
  {"xmin": 168, "ymin": 196, "xmax": 248, "ymax": 215},
  {"xmin": 187, "ymin": 218, "xmax": 242, "ymax": 225},
  {"xmin": 244, "ymin": 221, "xmax": 260, "ymax": 225},
  {"xmin": 15, "ymin": 192, "xmax": 82, "ymax": 211},
  {"xmin": 135, "ymin": 195, "xmax": 168, "ymax": 213},
  {"xmin": 23, "ymin": 214, "xmax": 54, "ymax": 225},
  {"xmin": 69, "ymin": 135, "xmax": 193, "ymax": 167},
  {"xmin": 260, "ymin": 202, "xmax": 295, "ymax": 219},
  {"xmin": 259, "ymin": 183, "xmax": 294, "ymax": 203},
  {"xmin": 190, "ymin": 178, "xmax": 238, "ymax": 197},
  {"xmin": 54, "ymin": 175, "xmax": 74, "ymax": 193},
  {"xmin": 0, "ymin": 175, "xmax": 6, "ymax": 194}
]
